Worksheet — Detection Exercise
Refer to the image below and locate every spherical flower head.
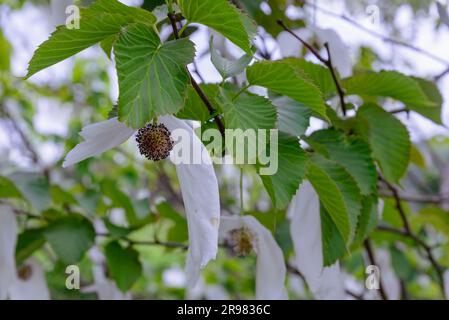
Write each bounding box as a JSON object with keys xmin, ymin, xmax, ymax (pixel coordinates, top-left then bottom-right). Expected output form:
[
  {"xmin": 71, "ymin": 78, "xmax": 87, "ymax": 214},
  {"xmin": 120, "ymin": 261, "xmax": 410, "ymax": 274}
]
[
  {"xmin": 136, "ymin": 123, "xmax": 174, "ymax": 161},
  {"xmin": 229, "ymin": 227, "xmax": 255, "ymax": 257},
  {"xmin": 17, "ymin": 264, "xmax": 33, "ymax": 281}
]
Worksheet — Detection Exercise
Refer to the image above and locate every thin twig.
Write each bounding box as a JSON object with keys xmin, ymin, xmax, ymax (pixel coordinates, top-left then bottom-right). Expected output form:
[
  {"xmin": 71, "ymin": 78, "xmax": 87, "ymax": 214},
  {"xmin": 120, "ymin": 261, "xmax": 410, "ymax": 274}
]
[
  {"xmin": 300, "ymin": 0, "xmax": 449, "ymax": 67},
  {"xmin": 379, "ymin": 190, "xmax": 443, "ymax": 204},
  {"xmin": 378, "ymin": 177, "xmax": 448, "ymax": 299},
  {"xmin": 277, "ymin": 20, "xmax": 347, "ymax": 116},
  {"xmin": 167, "ymin": 12, "xmax": 226, "ymax": 138},
  {"xmin": 435, "ymin": 66, "xmax": 449, "ymax": 81}
]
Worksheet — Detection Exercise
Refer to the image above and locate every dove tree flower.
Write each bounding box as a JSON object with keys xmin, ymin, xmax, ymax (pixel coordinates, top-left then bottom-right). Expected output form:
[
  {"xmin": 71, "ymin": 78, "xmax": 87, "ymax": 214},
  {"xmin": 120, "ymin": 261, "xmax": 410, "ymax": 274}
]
[
  {"xmin": 1, "ymin": 205, "xmax": 50, "ymax": 300},
  {"xmin": 219, "ymin": 215, "xmax": 288, "ymax": 300},
  {"xmin": 63, "ymin": 115, "xmax": 220, "ymax": 287},
  {"xmin": 287, "ymin": 182, "xmax": 345, "ymax": 300},
  {"xmin": 8, "ymin": 259, "xmax": 50, "ymax": 300}
]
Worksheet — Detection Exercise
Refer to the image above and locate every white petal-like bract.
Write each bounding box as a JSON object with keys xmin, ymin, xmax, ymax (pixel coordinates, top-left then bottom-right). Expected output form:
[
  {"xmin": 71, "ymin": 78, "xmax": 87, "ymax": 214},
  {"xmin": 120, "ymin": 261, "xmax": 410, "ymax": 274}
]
[
  {"xmin": 62, "ymin": 117, "xmax": 135, "ymax": 167},
  {"xmin": 287, "ymin": 181, "xmax": 345, "ymax": 299},
  {"xmin": 8, "ymin": 259, "xmax": 50, "ymax": 300},
  {"xmin": 0, "ymin": 205, "xmax": 18, "ymax": 300},
  {"xmin": 219, "ymin": 215, "xmax": 288, "ymax": 300},
  {"xmin": 161, "ymin": 115, "xmax": 220, "ymax": 287}
]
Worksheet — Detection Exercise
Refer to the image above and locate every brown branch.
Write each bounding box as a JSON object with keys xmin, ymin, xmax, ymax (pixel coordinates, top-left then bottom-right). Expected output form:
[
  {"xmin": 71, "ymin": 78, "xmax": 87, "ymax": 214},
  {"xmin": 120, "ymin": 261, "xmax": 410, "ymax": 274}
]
[
  {"xmin": 378, "ymin": 177, "xmax": 448, "ymax": 299},
  {"xmin": 364, "ymin": 240, "xmax": 388, "ymax": 300},
  {"xmin": 435, "ymin": 66, "xmax": 449, "ymax": 82},
  {"xmin": 277, "ymin": 20, "xmax": 347, "ymax": 116},
  {"xmin": 96, "ymin": 233, "xmax": 188, "ymax": 250},
  {"xmin": 379, "ymin": 190, "xmax": 443, "ymax": 205},
  {"xmin": 167, "ymin": 12, "xmax": 226, "ymax": 138}
]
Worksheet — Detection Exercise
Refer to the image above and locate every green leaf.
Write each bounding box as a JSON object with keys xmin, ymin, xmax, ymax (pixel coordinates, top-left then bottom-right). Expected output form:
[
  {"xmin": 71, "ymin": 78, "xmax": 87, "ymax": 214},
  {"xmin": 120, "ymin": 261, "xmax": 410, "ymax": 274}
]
[
  {"xmin": 285, "ymin": 58, "xmax": 335, "ymax": 98},
  {"xmin": 209, "ymin": 36, "xmax": 252, "ymax": 79},
  {"xmin": 100, "ymin": 34, "xmax": 117, "ymax": 59},
  {"xmin": 0, "ymin": 176, "xmax": 22, "ymax": 199},
  {"xmin": 246, "ymin": 60, "xmax": 328, "ymax": 120},
  {"xmin": 307, "ymin": 155, "xmax": 362, "ymax": 244},
  {"xmin": 321, "ymin": 206, "xmax": 347, "ymax": 266},
  {"xmin": 352, "ymin": 195, "xmax": 379, "ymax": 247},
  {"xmin": 105, "ymin": 241, "xmax": 143, "ymax": 292},
  {"xmin": 44, "ymin": 214, "xmax": 95, "ymax": 264},
  {"xmin": 50, "ymin": 185, "xmax": 78, "ymax": 207},
  {"xmin": 156, "ymin": 202, "xmax": 188, "ymax": 242},
  {"xmin": 343, "ymin": 71, "xmax": 441, "ymax": 123},
  {"xmin": 0, "ymin": 29, "xmax": 11, "ymax": 71},
  {"xmin": 410, "ymin": 144, "xmax": 426, "ymax": 168},
  {"xmin": 8, "ymin": 172, "xmax": 51, "ymax": 211},
  {"xmin": 356, "ymin": 104, "xmax": 411, "ymax": 183},
  {"xmin": 259, "ymin": 133, "xmax": 307, "ymax": 210},
  {"xmin": 104, "ymin": 219, "xmax": 136, "ymax": 239},
  {"xmin": 26, "ymin": 0, "xmax": 156, "ymax": 78},
  {"xmin": 178, "ymin": 0, "xmax": 255, "ymax": 54},
  {"xmin": 413, "ymin": 77, "xmax": 444, "ymax": 124},
  {"xmin": 15, "ymin": 228, "xmax": 46, "ymax": 265},
  {"xmin": 115, "ymin": 23, "xmax": 195, "ymax": 128},
  {"xmin": 307, "ymin": 129, "xmax": 377, "ymax": 195},
  {"xmin": 220, "ymin": 89, "xmax": 277, "ymax": 131},
  {"xmin": 390, "ymin": 246, "xmax": 416, "ymax": 282},
  {"xmin": 412, "ymin": 206, "xmax": 449, "ymax": 236},
  {"xmin": 272, "ymin": 97, "xmax": 311, "ymax": 137},
  {"xmin": 142, "ymin": 0, "xmax": 166, "ymax": 11},
  {"xmin": 100, "ymin": 180, "xmax": 146, "ymax": 227}
]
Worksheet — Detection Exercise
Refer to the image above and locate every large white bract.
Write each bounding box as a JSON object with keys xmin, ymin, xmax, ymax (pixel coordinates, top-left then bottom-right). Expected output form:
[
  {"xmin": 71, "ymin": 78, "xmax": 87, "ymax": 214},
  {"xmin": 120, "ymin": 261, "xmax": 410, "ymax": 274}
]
[
  {"xmin": 63, "ymin": 115, "xmax": 221, "ymax": 287},
  {"xmin": 287, "ymin": 181, "xmax": 345, "ymax": 300},
  {"xmin": 219, "ymin": 215, "xmax": 288, "ymax": 300}
]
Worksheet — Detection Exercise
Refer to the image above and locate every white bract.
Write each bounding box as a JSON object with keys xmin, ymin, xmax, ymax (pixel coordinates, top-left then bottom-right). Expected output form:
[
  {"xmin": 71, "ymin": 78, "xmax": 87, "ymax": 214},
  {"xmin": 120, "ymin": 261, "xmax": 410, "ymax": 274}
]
[
  {"xmin": 219, "ymin": 215, "xmax": 288, "ymax": 300},
  {"xmin": 376, "ymin": 249, "xmax": 400, "ymax": 300},
  {"xmin": 63, "ymin": 115, "xmax": 220, "ymax": 287},
  {"xmin": 1, "ymin": 205, "xmax": 50, "ymax": 300},
  {"xmin": 8, "ymin": 259, "xmax": 50, "ymax": 300},
  {"xmin": 0, "ymin": 205, "xmax": 18, "ymax": 300},
  {"xmin": 444, "ymin": 270, "xmax": 449, "ymax": 300},
  {"xmin": 287, "ymin": 181, "xmax": 345, "ymax": 300}
]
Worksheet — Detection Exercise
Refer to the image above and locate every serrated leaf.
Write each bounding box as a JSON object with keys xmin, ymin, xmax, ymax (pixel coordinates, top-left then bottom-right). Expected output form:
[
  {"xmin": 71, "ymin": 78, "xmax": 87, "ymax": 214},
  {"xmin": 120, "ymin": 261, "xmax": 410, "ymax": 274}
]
[
  {"xmin": 352, "ymin": 195, "xmax": 379, "ymax": 247},
  {"xmin": 15, "ymin": 228, "xmax": 46, "ymax": 265},
  {"xmin": 246, "ymin": 60, "xmax": 328, "ymax": 120},
  {"xmin": 105, "ymin": 241, "xmax": 142, "ymax": 292},
  {"xmin": 307, "ymin": 129, "xmax": 377, "ymax": 195},
  {"xmin": 115, "ymin": 23, "xmax": 195, "ymax": 128},
  {"xmin": 343, "ymin": 71, "xmax": 441, "ymax": 124},
  {"xmin": 272, "ymin": 96, "xmax": 311, "ymax": 137},
  {"xmin": 307, "ymin": 155, "xmax": 362, "ymax": 244},
  {"xmin": 209, "ymin": 36, "xmax": 252, "ymax": 79},
  {"xmin": 44, "ymin": 214, "xmax": 95, "ymax": 264},
  {"xmin": 321, "ymin": 206, "xmax": 347, "ymax": 266},
  {"xmin": 259, "ymin": 133, "xmax": 307, "ymax": 210},
  {"xmin": 356, "ymin": 103, "xmax": 411, "ymax": 184},
  {"xmin": 178, "ymin": 0, "xmax": 255, "ymax": 54},
  {"xmin": 220, "ymin": 89, "xmax": 277, "ymax": 131},
  {"xmin": 413, "ymin": 77, "xmax": 443, "ymax": 124},
  {"xmin": 26, "ymin": 0, "xmax": 156, "ymax": 78},
  {"xmin": 285, "ymin": 58, "xmax": 335, "ymax": 98},
  {"xmin": 0, "ymin": 175, "xmax": 22, "ymax": 199}
]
